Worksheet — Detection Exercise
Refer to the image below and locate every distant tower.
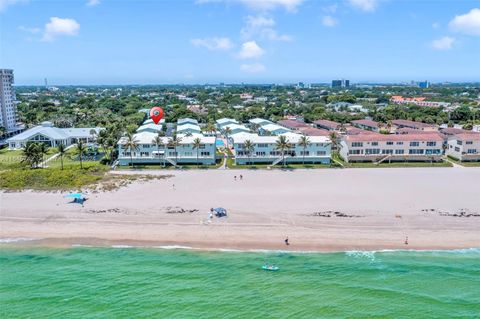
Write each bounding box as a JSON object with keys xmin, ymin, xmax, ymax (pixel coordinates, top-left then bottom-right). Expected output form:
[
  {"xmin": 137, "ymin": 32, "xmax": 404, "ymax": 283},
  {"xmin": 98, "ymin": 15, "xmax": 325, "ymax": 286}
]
[{"xmin": 0, "ymin": 69, "xmax": 18, "ymax": 132}]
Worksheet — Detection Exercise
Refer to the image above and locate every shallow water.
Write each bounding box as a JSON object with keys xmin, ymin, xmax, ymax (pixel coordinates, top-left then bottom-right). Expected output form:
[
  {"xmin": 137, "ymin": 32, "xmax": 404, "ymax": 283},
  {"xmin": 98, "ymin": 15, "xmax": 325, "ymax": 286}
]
[{"xmin": 1, "ymin": 246, "xmax": 479, "ymax": 318}]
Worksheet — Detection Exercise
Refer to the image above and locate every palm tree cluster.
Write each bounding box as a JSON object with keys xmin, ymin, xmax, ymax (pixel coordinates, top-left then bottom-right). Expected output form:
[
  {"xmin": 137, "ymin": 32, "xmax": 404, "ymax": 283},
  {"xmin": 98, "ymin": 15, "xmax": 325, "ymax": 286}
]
[
  {"xmin": 21, "ymin": 141, "xmax": 49, "ymax": 169},
  {"xmin": 275, "ymin": 135, "xmax": 292, "ymax": 167}
]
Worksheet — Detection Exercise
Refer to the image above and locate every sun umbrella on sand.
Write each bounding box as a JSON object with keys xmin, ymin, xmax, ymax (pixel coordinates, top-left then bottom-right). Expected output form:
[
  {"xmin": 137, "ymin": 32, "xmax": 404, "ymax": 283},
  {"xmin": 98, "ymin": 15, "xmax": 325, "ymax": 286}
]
[{"xmin": 64, "ymin": 193, "xmax": 87, "ymax": 204}]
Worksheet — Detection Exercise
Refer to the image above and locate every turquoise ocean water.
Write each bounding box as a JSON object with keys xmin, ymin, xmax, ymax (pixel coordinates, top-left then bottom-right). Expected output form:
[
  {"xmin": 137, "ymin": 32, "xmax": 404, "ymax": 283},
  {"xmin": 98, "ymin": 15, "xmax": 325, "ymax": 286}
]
[{"xmin": 1, "ymin": 245, "xmax": 479, "ymax": 318}]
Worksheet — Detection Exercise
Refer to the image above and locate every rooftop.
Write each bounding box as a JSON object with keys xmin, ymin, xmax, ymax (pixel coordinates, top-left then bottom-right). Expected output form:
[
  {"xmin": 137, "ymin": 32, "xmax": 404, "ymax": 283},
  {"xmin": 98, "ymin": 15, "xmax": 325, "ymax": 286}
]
[
  {"xmin": 313, "ymin": 119, "xmax": 340, "ymax": 129},
  {"xmin": 392, "ymin": 119, "xmax": 436, "ymax": 129},
  {"xmin": 277, "ymin": 119, "xmax": 309, "ymax": 129},
  {"xmin": 345, "ymin": 133, "xmax": 444, "ymax": 142},
  {"xmin": 351, "ymin": 119, "xmax": 380, "ymax": 128}
]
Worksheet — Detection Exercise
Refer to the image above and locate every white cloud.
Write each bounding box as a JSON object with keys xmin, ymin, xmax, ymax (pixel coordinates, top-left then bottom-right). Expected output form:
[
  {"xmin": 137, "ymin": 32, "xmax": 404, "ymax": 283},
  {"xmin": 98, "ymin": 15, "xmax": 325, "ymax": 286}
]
[
  {"xmin": 322, "ymin": 4, "xmax": 337, "ymax": 14},
  {"xmin": 431, "ymin": 36, "xmax": 455, "ymax": 50},
  {"xmin": 322, "ymin": 15, "xmax": 337, "ymax": 27},
  {"xmin": 240, "ymin": 63, "xmax": 266, "ymax": 73},
  {"xmin": 432, "ymin": 22, "xmax": 440, "ymax": 29},
  {"xmin": 191, "ymin": 37, "xmax": 234, "ymax": 50},
  {"xmin": 0, "ymin": 0, "xmax": 27, "ymax": 12},
  {"xmin": 42, "ymin": 17, "xmax": 80, "ymax": 42},
  {"xmin": 18, "ymin": 25, "xmax": 41, "ymax": 34},
  {"xmin": 196, "ymin": 0, "xmax": 304, "ymax": 12},
  {"xmin": 449, "ymin": 8, "xmax": 480, "ymax": 36},
  {"xmin": 241, "ymin": 15, "xmax": 292, "ymax": 41},
  {"xmin": 348, "ymin": 0, "xmax": 378, "ymax": 12},
  {"xmin": 238, "ymin": 41, "xmax": 265, "ymax": 59},
  {"xmin": 86, "ymin": 0, "xmax": 100, "ymax": 6}
]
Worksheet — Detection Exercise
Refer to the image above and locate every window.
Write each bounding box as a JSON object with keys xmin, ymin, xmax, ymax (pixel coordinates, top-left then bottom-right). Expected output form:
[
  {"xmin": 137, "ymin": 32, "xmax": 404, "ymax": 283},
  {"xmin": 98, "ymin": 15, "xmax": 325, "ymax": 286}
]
[
  {"xmin": 457, "ymin": 140, "xmax": 463, "ymax": 145},
  {"xmin": 255, "ymin": 151, "xmax": 266, "ymax": 156},
  {"xmin": 365, "ymin": 149, "xmax": 380, "ymax": 155},
  {"xmin": 386, "ymin": 141, "xmax": 393, "ymax": 145},
  {"xmin": 317, "ymin": 151, "xmax": 327, "ymax": 156},
  {"xmin": 409, "ymin": 149, "xmax": 424, "ymax": 155},
  {"xmin": 140, "ymin": 152, "xmax": 149, "ymax": 157},
  {"xmin": 454, "ymin": 147, "xmax": 460, "ymax": 152},
  {"xmin": 382, "ymin": 149, "xmax": 393, "ymax": 154},
  {"xmin": 199, "ymin": 144, "xmax": 205, "ymax": 149},
  {"xmin": 371, "ymin": 142, "xmax": 378, "ymax": 146},
  {"xmin": 169, "ymin": 151, "xmax": 177, "ymax": 156},
  {"xmin": 426, "ymin": 149, "xmax": 441, "ymax": 155},
  {"xmin": 300, "ymin": 151, "xmax": 310, "ymax": 156},
  {"xmin": 143, "ymin": 144, "xmax": 151, "ymax": 148},
  {"xmin": 352, "ymin": 142, "xmax": 363, "ymax": 147},
  {"xmin": 396, "ymin": 141, "xmax": 403, "ymax": 145},
  {"xmin": 426, "ymin": 142, "xmax": 436, "ymax": 147},
  {"xmin": 270, "ymin": 151, "xmax": 280, "ymax": 156},
  {"xmin": 200, "ymin": 151, "xmax": 210, "ymax": 156},
  {"xmin": 395, "ymin": 149, "xmax": 404, "ymax": 155},
  {"xmin": 410, "ymin": 142, "xmax": 419, "ymax": 147},
  {"xmin": 467, "ymin": 149, "xmax": 477, "ymax": 154},
  {"xmin": 184, "ymin": 152, "xmax": 192, "ymax": 156},
  {"xmin": 350, "ymin": 150, "xmax": 362, "ymax": 155},
  {"xmin": 466, "ymin": 141, "xmax": 473, "ymax": 145},
  {"xmin": 257, "ymin": 143, "xmax": 268, "ymax": 148}
]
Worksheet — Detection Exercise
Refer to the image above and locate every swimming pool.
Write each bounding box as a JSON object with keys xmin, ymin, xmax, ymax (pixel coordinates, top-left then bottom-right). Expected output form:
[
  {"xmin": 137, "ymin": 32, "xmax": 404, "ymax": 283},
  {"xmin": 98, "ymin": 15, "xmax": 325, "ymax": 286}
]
[{"xmin": 216, "ymin": 140, "xmax": 225, "ymax": 147}]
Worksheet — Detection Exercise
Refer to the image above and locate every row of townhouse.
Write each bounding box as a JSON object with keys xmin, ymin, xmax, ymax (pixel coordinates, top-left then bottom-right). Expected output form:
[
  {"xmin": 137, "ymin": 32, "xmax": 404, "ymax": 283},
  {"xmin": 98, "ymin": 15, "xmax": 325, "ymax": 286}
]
[
  {"xmin": 232, "ymin": 132, "xmax": 332, "ymax": 165},
  {"xmin": 117, "ymin": 131, "xmax": 217, "ymax": 166},
  {"xmin": 339, "ymin": 133, "xmax": 445, "ymax": 163}
]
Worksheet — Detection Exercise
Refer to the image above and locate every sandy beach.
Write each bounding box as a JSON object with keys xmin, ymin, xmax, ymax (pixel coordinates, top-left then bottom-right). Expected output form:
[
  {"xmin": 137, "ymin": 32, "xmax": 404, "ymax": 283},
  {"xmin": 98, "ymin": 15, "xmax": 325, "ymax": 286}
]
[{"xmin": 1, "ymin": 167, "xmax": 479, "ymax": 251}]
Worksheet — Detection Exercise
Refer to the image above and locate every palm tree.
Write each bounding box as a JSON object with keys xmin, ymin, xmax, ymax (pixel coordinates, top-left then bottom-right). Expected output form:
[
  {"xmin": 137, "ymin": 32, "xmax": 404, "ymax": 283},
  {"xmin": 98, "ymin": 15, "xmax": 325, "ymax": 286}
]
[
  {"xmin": 123, "ymin": 133, "xmax": 139, "ymax": 168},
  {"xmin": 57, "ymin": 143, "xmax": 66, "ymax": 170},
  {"xmin": 168, "ymin": 134, "xmax": 182, "ymax": 167},
  {"xmin": 21, "ymin": 141, "xmax": 42, "ymax": 169},
  {"xmin": 152, "ymin": 134, "xmax": 165, "ymax": 167},
  {"xmin": 76, "ymin": 140, "xmax": 87, "ymax": 169},
  {"xmin": 329, "ymin": 131, "xmax": 338, "ymax": 151},
  {"xmin": 275, "ymin": 135, "xmax": 291, "ymax": 167},
  {"xmin": 223, "ymin": 126, "xmax": 232, "ymax": 148},
  {"xmin": 38, "ymin": 143, "xmax": 49, "ymax": 168},
  {"xmin": 192, "ymin": 137, "xmax": 202, "ymax": 168},
  {"xmin": 243, "ymin": 139, "xmax": 254, "ymax": 166},
  {"xmin": 298, "ymin": 135, "xmax": 311, "ymax": 165}
]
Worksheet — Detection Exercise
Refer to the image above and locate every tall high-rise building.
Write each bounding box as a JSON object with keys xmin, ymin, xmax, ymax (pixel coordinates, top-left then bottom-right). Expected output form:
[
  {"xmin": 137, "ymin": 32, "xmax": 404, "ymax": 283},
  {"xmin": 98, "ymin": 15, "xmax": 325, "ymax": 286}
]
[
  {"xmin": 0, "ymin": 69, "xmax": 18, "ymax": 132},
  {"xmin": 332, "ymin": 79, "xmax": 350, "ymax": 88}
]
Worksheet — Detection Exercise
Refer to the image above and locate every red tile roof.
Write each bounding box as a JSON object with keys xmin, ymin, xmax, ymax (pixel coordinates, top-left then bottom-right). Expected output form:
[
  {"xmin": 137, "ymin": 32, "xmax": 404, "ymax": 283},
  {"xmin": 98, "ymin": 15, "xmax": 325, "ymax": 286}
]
[
  {"xmin": 277, "ymin": 119, "xmax": 309, "ymax": 129},
  {"xmin": 396, "ymin": 127, "xmax": 440, "ymax": 134},
  {"xmin": 351, "ymin": 119, "xmax": 380, "ymax": 128},
  {"xmin": 298, "ymin": 127, "xmax": 330, "ymax": 136},
  {"xmin": 454, "ymin": 133, "xmax": 480, "ymax": 141},
  {"xmin": 345, "ymin": 133, "xmax": 444, "ymax": 142},
  {"xmin": 313, "ymin": 119, "xmax": 340, "ymax": 129},
  {"xmin": 346, "ymin": 127, "xmax": 380, "ymax": 135},
  {"xmin": 392, "ymin": 119, "xmax": 436, "ymax": 129}
]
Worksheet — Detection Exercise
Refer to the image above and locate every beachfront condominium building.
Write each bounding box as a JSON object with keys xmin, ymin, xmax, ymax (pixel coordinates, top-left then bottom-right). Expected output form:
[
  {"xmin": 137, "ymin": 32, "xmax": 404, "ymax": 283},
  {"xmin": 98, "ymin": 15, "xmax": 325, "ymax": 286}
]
[
  {"xmin": 446, "ymin": 133, "xmax": 480, "ymax": 162},
  {"xmin": 0, "ymin": 69, "xmax": 18, "ymax": 132},
  {"xmin": 339, "ymin": 133, "xmax": 444, "ymax": 163},
  {"xmin": 117, "ymin": 132, "xmax": 216, "ymax": 166},
  {"xmin": 232, "ymin": 133, "xmax": 331, "ymax": 165}
]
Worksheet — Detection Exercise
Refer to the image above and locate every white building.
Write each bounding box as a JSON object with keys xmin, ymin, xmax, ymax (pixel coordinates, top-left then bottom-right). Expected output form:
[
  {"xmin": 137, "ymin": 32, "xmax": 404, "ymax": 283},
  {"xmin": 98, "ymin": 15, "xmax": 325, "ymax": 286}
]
[
  {"xmin": 6, "ymin": 121, "xmax": 102, "ymax": 149},
  {"xmin": 232, "ymin": 133, "xmax": 331, "ymax": 165},
  {"xmin": 117, "ymin": 131, "xmax": 216, "ymax": 166},
  {"xmin": 0, "ymin": 69, "xmax": 18, "ymax": 132},
  {"xmin": 216, "ymin": 118, "xmax": 238, "ymax": 130},
  {"xmin": 249, "ymin": 118, "xmax": 273, "ymax": 127},
  {"xmin": 446, "ymin": 133, "xmax": 480, "ymax": 162},
  {"xmin": 136, "ymin": 123, "xmax": 163, "ymax": 133},
  {"xmin": 177, "ymin": 123, "xmax": 201, "ymax": 135},
  {"xmin": 258, "ymin": 123, "xmax": 291, "ymax": 136},
  {"xmin": 177, "ymin": 118, "xmax": 198, "ymax": 125},
  {"xmin": 339, "ymin": 133, "xmax": 444, "ymax": 163}
]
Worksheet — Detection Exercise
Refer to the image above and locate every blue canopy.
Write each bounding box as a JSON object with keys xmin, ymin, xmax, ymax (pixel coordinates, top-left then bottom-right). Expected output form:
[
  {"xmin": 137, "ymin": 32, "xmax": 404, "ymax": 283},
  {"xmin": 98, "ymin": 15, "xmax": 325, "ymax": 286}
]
[{"xmin": 64, "ymin": 193, "xmax": 84, "ymax": 199}]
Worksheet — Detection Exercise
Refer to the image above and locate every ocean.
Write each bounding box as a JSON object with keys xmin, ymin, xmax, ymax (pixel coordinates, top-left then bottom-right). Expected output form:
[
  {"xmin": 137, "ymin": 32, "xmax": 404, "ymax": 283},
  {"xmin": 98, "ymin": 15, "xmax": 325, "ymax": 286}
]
[{"xmin": 1, "ymin": 245, "xmax": 479, "ymax": 318}]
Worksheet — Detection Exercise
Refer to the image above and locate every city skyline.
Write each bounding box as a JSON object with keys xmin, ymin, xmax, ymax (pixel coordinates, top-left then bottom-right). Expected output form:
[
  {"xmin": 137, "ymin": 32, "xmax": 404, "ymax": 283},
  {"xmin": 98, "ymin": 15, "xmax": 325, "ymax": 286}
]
[{"xmin": 1, "ymin": 0, "xmax": 480, "ymax": 85}]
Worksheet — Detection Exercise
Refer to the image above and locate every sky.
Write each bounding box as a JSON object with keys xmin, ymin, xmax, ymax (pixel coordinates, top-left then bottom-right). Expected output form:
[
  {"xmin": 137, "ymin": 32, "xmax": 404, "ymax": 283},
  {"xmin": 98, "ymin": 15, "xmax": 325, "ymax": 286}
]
[{"xmin": 1, "ymin": 0, "xmax": 479, "ymax": 85}]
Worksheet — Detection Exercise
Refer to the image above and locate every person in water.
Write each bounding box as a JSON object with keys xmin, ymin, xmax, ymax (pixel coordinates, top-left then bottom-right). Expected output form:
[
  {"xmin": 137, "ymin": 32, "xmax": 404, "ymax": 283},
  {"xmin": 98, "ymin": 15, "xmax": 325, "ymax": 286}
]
[{"xmin": 405, "ymin": 236, "xmax": 409, "ymax": 245}]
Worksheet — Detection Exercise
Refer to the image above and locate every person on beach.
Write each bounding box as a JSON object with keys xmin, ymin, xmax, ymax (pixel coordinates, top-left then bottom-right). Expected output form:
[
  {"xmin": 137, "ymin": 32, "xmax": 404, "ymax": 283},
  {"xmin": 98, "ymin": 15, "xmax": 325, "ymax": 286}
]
[
  {"xmin": 405, "ymin": 236, "xmax": 408, "ymax": 245},
  {"xmin": 285, "ymin": 236, "xmax": 289, "ymax": 246},
  {"xmin": 240, "ymin": 174, "xmax": 243, "ymax": 180},
  {"xmin": 234, "ymin": 176, "xmax": 237, "ymax": 181}
]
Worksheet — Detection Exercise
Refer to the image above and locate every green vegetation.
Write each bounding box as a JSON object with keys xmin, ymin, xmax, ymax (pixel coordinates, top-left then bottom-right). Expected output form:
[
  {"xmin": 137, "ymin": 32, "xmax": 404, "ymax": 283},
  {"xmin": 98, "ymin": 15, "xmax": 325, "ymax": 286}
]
[{"xmin": 447, "ymin": 156, "xmax": 480, "ymax": 167}]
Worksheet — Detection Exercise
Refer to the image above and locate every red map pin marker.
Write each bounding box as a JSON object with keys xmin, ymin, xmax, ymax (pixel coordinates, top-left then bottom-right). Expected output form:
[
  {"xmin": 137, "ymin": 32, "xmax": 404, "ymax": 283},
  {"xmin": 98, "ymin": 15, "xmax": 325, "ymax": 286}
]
[{"xmin": 149, "ymin": 106, "xmax": 164, "ymax": 124}]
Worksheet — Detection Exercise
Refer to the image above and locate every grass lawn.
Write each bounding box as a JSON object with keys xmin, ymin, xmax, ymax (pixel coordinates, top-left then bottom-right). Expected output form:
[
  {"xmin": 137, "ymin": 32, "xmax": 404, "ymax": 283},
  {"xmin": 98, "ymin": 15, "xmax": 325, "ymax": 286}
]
[
  {"xmin": 0, "ymin": 147, "xmax": 58, "ymax": 170},
  {"xmin": 446, "ymin": 156, "xmax": 480, "ymax": 167},
  {"xmin": 333, "ymin": 153, "xmax": 453, "ymax": 168},
  {"xmin": 116, "ymin": 157, "xmax": 224, "ymax": 170}
]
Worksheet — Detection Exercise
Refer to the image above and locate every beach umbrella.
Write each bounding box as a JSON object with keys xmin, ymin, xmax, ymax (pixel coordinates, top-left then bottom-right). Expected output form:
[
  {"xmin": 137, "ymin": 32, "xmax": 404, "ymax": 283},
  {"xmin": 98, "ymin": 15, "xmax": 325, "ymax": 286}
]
[{"xmin": 64, "ymin": 193, "xmax": 84, "ymax": 199}]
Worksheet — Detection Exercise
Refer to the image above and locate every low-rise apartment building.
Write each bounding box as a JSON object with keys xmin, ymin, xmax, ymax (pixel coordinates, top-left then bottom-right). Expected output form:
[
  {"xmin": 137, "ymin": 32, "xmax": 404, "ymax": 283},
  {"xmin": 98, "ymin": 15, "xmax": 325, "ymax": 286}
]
[
  {"xmin": 351, "ymin": 119, "xmax": 380, "ymax": 132},
  {"xmin": 392, "ymin": 119, "xmax": 438, "ymax": 132},
  {"xmin": 446, "ymin": 133, "xmax": 480, "ymax": 162},
  {"xmin": 339, "ymin": 133, "xmax": 444, "ymax": 162},
  {"xmin": 117, "ymin": 132, "xmax": 216, "ymax": 166},
  {"xmin": 232, "ymin": 133, "xmax": 331, "ymax": 165}
]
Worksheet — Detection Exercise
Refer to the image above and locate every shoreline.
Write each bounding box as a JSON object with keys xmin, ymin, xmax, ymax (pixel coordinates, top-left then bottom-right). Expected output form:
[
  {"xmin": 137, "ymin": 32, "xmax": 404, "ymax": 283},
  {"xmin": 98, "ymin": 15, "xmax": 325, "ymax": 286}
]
[{"xmin": 2, "ymin": 237, "xmax": 480, "ymax": 254}]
